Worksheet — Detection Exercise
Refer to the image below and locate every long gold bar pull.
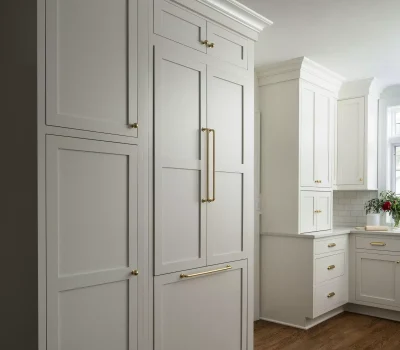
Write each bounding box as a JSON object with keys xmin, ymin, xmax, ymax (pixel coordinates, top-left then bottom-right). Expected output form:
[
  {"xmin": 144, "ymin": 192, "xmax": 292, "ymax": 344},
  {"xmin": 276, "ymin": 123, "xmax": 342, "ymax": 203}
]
[
  {"xmin": 208, "ymin": 128, "xmax": 216, "ymax": 202},
  {"xmin": 370, "ymin": 242, "xmax": 386, "ymax": 246},
  {"xmin": 201, "ymin": 128, "xmax": 209, "ymax": 203},
  {"xmin": 180, "ymin": 265, "xmax": 232, "ymax": 279}
]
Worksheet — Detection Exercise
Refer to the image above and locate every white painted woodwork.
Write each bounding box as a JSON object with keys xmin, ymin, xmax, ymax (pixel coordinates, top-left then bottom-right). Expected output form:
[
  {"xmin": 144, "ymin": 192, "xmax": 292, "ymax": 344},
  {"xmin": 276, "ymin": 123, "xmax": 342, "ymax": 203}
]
[
  {"xmin": 316, "ymin": 191, "xmax": 332, "ymax": 231},
  {"xmin": 259, "ymin": 58, "xmax": 341, "ymax": 235},
  {"xmin": 154, "ymin": 260, "xmax": 248, "ymax": 350},
  {"xmin": 154, "ymin": 42, "xmax": 207, "ymax": 275},
  {"xmin": 313, "ymin": 276, "xmax": 348, "ymax": 318},
  {"xmin": 337, "ymin": 98, "xmax": 365, "ymax": 186},
  {"xmin": 46, "ymin": 136, "xmax": 139, "ymax": 349},
  {"xmin": 356, "ymin": 236, "xmax": 400, "ymax": 252},
  {"xmin": 300, "ymin": 192, "xmax": 317, "ymax": 233},
  {"xmin": 206, "ymin": 67, "xmax": 250, "ymax": 264},
  {"xmin": 315, "ymin": 252, "xmax": 345, "ymax": 284},
  {"xmin": 315, "ymin": 236, "xmax": 347, "ymax": 255},
  {"xmin": 260, "ymin": 234, "xmax": 349, "ymax": 328},
  {"xmin": 154, "ymin": 0, "xmax": 207, "ymax": 53},
  {"xmin": 206, "ymin": 22, "xmax": 248, "ymax": 69},
  {"xmin": 46, "ymin": 0, "xmax": 139, "ymax": 137},
  {"xmin": 356, "ymin": 252, "xmax": 400, "ymax": 307},
  {"xmin": 335, "ymin": 78, "xmax": 379, "ymax": 190}
]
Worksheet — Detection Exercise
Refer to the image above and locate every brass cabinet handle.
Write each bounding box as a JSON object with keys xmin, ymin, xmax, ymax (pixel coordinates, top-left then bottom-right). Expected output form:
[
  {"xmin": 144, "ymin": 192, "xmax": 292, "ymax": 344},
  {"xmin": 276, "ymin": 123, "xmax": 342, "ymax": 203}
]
[
  {"xmin": 370, "ymin": 242, "xmax": 386, "ymax": 246},
  {"xmin": 207, "ymin": 42, "xmax": 215, "ymax": 48},
  {"xmin": 209, "ymin": 128, "xmax": 216, "ymax": 203},
  {"xmin": 128, "ymin": 122, "xmax": 138, "ymax": 129},
  {"xmin": 200, "ymin": 39, "xmax": 208, "ymax": 46},
  {"xmin": 314, "ymin": 180, "xmax": 322, "ymax": 183},
  {"xmin": 327, "ymin": 265, "xmax": 335, "ymax": 270},
  {"xmin": 131, "ymin": 270, "xmax": 139, "ymax": 276},
  {"xmin": 180, "ymin": 265, "xmax": 231, "ymax": 279},
  {"xmin": 202, "ymin": 128, "xmax": 209, "ymax": 203},
  {"xmin": 314, "ymin": 210, "xmax": 322, "ymax": 214},
  {"xmin": 201, "ymin": 128, "xmax": 216, "ymax": 203},
  {"xmin": 328, "ymin": 243, "xmax": 336, "ymax": 248},
  {"xmin": 327, "ymin": 292, "xmax": 336, "ymax": 298},
  {"xmin": 359, "ymin": 178, "xmax": 363, "ymax": 182}
]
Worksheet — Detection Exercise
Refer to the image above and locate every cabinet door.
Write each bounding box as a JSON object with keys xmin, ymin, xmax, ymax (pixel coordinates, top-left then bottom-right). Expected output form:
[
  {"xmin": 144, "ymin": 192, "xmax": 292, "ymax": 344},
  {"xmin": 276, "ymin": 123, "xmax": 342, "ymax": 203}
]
[
  {"xmin": 46, "ymin": 0, "xmax": 141, "ymax": 136},
  {"xmin": 206, "ymin": 67, "xmax": 252, "ymax": 265},
  {"xmin": 154, "ymin": 260, "xmax": 247, "ymax": 350},
  {"xmin": 337, "ymin": 98, "xmax": 365, "ymax": 186},
  {"xmin": 154, "ymin": 0, "xmax": 207, "ymax": 53},
  {"xmin": 206, "ymin": 23, "xmax": 248, "ymax": 69},
  {"xmin": 300, "ymin": 191, "xmax": 317, "ymax": 233},
  {"xmin": 314, "ymin": 93, "xmax": 332, "ymax": 188},
  {"xmin": 46, "ymin": 136, "xmax": 139, "ymax": 350},
  {"xmin": 316, "ymin": 192, "xmax": 332, "ymax": 231},
  {"xmin": 154, "ymin": 42, "xmax": 207, "ymax": 275},
  {"xmin": 356, "ymin": 252, "xmax": 400, "ymax": 307},
  {"xmin": 300, "ymin": 86, "xmax": 316, "ymax": 187}
]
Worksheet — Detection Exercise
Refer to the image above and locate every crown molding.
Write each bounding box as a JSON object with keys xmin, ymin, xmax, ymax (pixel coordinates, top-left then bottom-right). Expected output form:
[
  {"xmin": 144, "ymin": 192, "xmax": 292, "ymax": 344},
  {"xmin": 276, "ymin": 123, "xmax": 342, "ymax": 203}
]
[
  {"xmin": 174, "ymin": 0, "xmax": 273, "ymax": 33},
  {"xmin": 257, "ymin": 57, "xmax": 345, "ymax": 95},
  {"xmin": 339, "ymin": 78, "xmax": 383, "ymax": 99}
]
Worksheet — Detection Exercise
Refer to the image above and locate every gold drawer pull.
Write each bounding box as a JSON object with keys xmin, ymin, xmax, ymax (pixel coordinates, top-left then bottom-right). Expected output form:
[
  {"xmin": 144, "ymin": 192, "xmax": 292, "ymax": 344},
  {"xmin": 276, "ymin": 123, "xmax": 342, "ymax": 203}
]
[
  {"xmin": 180, "ymin": 265, "xmax": 231, "ymax": 279},
  {"xmin": 207, "ymin": 42, "xmax": 215, "ymax": 48},
  {"xmin": 328, "ymin": 243, "xmax": 336, "ymax": 248},
  {"xmin": 128, "ymin": 122, "xmax": 138, "ymax": 129},
  {"xmin": 200, "ymin": 39, "xmax": 208, "ymax": 46},
  {"xmin": 131, "ymin": 269, "xmax": 139, "ymax": 276},
  {"xmin": 370, "ymin": 242, "xmax": 386, "ymax": 246},
  {"xmin": 327, "ymin": 292, "xmax": 335, "ymax": 298},
  {"xmin": 327, "ymin": 265, "xmax": 335, "ymax": 270}
]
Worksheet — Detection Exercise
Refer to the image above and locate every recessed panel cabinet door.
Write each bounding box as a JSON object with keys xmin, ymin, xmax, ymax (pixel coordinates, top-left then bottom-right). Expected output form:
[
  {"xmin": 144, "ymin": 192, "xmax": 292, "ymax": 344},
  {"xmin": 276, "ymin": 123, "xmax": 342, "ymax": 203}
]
[
  {"xmin": 300, "ymin": 191, "xmax": 317, "ymax": 233},
  {"xmin": 356, "ymin": 253, "xmax": 400, "ymax": 307},
  {"xmin": 154, "ymin": 41, "xmax": 207, "ymax": 275},
  {"xmin": 154, "ymin": 260, "xmax": 248, "ymax": 350},
  {"xmin": 206, "ymin": 67, "xmax": 252, "ymax": 265},
  {"xmin": 46, "ymin": 136, "xmax": 139, "ymax": 350},
  {"xmin": 46, "ymin": 0, "xmax": 141, "ymax": 136},
  {"xmin": 316, "ymin": 191, "xmax": 332, "ymax": 231},
  {"xmin": 337, "ymin": 97, "xmax": 365, "ymax": 186}
]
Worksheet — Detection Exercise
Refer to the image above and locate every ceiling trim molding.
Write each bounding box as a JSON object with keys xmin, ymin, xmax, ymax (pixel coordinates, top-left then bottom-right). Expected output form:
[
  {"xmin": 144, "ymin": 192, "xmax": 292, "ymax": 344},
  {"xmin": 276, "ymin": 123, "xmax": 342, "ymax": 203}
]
[
  {"xmin": 257, "ymin": 57, "xmax": 345, "ymax": 94},
  {"xmin": 193, "ymin": 0, "xmax": 273, "ymax": 32},
  {"xmin": 339, "ymin": 78, "xmax": 383, "ymax": 99}
]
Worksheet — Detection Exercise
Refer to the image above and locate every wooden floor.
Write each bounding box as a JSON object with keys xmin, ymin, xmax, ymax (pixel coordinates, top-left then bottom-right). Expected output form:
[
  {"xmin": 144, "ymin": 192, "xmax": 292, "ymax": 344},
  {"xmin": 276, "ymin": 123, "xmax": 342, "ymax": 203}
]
[{"xmin": 254, "ymin": 312, "xmax": 400, "ymax": 350}]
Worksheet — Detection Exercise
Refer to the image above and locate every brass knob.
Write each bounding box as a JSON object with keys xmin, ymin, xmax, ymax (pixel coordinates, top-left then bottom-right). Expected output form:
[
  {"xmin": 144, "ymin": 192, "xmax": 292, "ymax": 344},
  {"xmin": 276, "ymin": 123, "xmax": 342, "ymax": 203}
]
[
  {"xmin": 327, "ymin": 292, "xmax": 335, "ymax": 298},
  {"xmin": 132, "ymin": 270, "xmax": 139, "ymax": 276},
  {"xmin": 397, "ymin": 261, "xmax": 400, "ymax": 264},
  {"xmin": 128, "ymin": 123, "xmax": 138, "ymax": 129},
  {"xmin": 327, "ymin": 265, "xmax": 335, "ymax": 270},
  {"xmin": 207, "ymin": 42, "xmax": 215, "ymax": 48},
  {"xmin": 359, "ymin": 178, "xmax": 363, "ymax": 182},
  {"xmin": 200, "ymin": 39, "xmax": 208, "ymax": 46}
]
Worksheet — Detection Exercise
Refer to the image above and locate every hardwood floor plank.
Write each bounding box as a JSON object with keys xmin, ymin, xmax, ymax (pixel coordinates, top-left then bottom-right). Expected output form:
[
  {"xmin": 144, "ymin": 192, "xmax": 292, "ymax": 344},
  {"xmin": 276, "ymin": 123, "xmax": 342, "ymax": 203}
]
[{"xmin": 254, "ymin": 312, "xmax": 400, "ymax": 350}]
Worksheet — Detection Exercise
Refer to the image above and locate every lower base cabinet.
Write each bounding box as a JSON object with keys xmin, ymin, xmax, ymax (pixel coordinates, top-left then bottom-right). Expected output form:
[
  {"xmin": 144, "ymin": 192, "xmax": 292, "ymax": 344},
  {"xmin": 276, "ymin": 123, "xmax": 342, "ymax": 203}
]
[{"xmin": 154, "ymin": 260, "xmax": 248, "ymax": 350}]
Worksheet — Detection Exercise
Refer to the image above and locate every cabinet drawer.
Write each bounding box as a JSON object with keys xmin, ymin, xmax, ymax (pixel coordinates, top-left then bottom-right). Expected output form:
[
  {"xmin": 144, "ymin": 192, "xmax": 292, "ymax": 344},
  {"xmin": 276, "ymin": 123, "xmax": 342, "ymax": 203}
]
[
  {"xmin": 206, "ymin": 22, "xmax": 248, "ymax": 69},
  {"xmin": 154, "ymin": 0, "xmax": 207, "ymax": 53},
  {"xmin": 356, "ymin": 236, "xmax": 400, "ymax": 252},
  {"xmin": 314, "ymin": 276, "xmax": 348, "ymax": 318},
  {"xmin": 315, "ymin": 252, "xmax": 345, "ymax": 285},
  {"xmin": 154, "ymin": 261, "xmax": 247, "ymax": 350},
  {"xmin": 315, "ymin": 236, "xmax": 347, "ymax": 255}
]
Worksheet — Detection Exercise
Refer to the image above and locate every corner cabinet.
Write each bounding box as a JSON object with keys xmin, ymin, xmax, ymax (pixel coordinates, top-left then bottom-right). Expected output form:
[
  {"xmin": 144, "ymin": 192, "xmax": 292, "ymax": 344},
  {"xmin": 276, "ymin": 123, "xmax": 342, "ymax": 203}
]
[
  {"xmin": 259, "ymin": 57, "xmax": 343, "ymax": 235},
  {"xmin": 334, "ymin": 78, "xmax": 379, "ymax": 190}
]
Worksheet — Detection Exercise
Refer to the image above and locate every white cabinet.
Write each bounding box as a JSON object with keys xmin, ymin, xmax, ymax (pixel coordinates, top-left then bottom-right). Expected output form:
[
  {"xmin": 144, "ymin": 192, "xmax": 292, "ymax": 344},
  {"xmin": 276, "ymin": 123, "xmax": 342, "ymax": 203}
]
[
  {"xmin": 335, "ymin": 78, "xmax": 379, "ymax": 190},
  {"xmin": 259, "ymin": 57, "xmax": 343, "ymax": 235},
  {"xmin": 355, "ymin": 252, "xmax": 400, "ymax": 307},
  {"xmin": 300, "ymin": 191, "xmax": 332, "ymax": 233},
  {"xmin": 300, "ymin": 83, "xmax": 333, "ymax": 189},
  {"xmin": 46, "ymin": 0, "xmax": 144, "ymax": 137},
  {"xmin": 154, "ymin": 260, "xmax": 248, "ymax": 350},
  {"xmin": 154, "ymin": 0, "xmax": 249, "ymax": 69}
]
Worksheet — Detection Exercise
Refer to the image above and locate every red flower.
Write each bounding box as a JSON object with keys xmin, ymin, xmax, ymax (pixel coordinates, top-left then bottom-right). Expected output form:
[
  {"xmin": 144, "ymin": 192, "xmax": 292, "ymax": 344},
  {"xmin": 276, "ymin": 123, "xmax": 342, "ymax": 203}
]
[{"xmin": 382, "ymin": 201, "xmax": 392, "ymax": 211}]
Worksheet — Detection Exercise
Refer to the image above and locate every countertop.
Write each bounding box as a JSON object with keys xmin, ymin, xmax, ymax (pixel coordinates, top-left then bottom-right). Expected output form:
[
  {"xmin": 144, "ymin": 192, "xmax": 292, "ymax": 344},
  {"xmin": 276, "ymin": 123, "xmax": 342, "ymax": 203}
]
[{"xmin": 261, "ymin": 226, "xmax": 400, "ymax": 239}]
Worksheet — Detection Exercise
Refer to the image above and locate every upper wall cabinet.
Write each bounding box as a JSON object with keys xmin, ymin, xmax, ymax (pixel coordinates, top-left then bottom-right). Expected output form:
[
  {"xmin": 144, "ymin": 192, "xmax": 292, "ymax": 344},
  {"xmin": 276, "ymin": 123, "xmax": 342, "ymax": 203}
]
[
  {"xmin": 258, "ymin": 57, "xmax": 344, "ymax": 235},
  {"xmin": 46, "ymin": 0, "xmax": 146, "ymax": 137},
  {"xmin": 154, "ymin": 0, "xmax": 249, "ymax": 69},
  {"xmin": 335, "ymin": 78, "xmax": 379, "ymax": 190}
]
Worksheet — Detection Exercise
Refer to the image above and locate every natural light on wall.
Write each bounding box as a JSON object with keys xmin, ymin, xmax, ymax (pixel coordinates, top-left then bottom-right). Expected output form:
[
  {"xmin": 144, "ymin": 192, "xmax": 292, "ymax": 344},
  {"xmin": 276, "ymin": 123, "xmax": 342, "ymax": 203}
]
[{"xmin": 390, "ymin": 106, "xmax": 400, "ymax": 194}]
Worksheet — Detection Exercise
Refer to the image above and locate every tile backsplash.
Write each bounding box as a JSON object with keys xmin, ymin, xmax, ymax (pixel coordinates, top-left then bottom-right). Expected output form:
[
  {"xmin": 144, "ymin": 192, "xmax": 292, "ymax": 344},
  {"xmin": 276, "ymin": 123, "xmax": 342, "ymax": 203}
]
[{"xmin": 333, "ymin": 191, "xmax": 378, "ymax": 226}]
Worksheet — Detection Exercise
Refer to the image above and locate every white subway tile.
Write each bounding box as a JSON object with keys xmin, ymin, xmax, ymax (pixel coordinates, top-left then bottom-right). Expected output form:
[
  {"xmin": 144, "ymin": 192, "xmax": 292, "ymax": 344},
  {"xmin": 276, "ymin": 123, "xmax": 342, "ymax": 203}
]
[
  {"xmin": 351, "ymin": 211, "xmax": 364, "ymax": 217},
  {"xmin": 339, "ymin": 198, "xmax": 351, "ymax": 205}
]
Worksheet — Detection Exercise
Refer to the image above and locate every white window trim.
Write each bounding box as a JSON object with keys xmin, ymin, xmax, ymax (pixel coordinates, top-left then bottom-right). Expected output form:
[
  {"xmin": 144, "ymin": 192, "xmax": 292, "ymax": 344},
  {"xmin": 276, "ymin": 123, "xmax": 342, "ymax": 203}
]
[
  {"xmin": 391, "ymin": 144, "xmax": 400, "ymax": 193},
  {"xmin": 390, "ymin": 106, "xmax": 400, "ymax": 137}
]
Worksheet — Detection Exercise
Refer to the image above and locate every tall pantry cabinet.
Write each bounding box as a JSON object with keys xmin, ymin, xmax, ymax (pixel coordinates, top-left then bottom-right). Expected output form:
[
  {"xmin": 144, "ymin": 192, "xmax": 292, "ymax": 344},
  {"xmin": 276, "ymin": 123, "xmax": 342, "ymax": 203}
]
[{"xmin": 2, "ymin": 0, "xmax": 271, "ymax": 349}]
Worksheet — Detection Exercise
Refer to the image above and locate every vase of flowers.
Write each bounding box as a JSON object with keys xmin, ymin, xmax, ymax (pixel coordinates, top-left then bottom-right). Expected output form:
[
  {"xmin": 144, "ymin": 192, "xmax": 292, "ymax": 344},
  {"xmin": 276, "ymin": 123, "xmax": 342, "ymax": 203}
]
[
  {"xmin": 365, "ymin": 191, "xmax": 400, "ymax": 228},
  {"xmin": 364, "ymin": 197, "xmax": 381, "ymax": 226}
]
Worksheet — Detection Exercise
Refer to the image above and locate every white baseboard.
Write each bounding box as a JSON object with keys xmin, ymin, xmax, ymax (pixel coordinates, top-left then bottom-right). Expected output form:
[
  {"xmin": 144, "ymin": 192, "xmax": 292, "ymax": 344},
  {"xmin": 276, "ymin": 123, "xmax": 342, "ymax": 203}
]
[
  {"xmin": 259, "ymin": 307, "xmax": 344, "ymax": 330},
  {"xmin": 345, "ymin": 303, "xmax": 400, "ymax": 322}
]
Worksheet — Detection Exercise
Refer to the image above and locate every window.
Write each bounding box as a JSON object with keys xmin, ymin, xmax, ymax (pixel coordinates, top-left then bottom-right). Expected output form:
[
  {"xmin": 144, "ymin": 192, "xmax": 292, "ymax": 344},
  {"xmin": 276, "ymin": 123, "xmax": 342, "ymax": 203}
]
[
  {"xmin": 395, "ymin": 146, "xmax": 400, "ymax": 194},
  {"xmin": 391, "ymin": 107, "xmax": 400, "ymax": 136}
]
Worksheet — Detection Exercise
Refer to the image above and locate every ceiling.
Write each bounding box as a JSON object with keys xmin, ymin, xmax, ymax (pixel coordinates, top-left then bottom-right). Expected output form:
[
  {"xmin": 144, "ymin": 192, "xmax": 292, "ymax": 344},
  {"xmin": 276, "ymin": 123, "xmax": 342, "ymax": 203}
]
[{"xmin": 240, "ymin": 0, "xmax": 400, "ymax": 89}]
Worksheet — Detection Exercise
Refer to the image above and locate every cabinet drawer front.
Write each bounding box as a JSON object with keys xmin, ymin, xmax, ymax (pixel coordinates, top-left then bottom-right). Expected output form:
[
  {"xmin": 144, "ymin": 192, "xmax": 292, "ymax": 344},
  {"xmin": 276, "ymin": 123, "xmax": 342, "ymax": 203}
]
[
  {"xmin": 315, "ymin": 252, "xmax": 345, "ymax": 285},
  {"xmin": 154, "ymin": 261, "xmax": 247, "ymax": 350},
  {"xmin": 356, "ymin": 236, "xmax": 400, "ymax": 252},
  {"xmin": 315, "ymin": 236, "xmax": 347, "ymax": 255},
  {"xmin": 314, "ymin": 276, "xmax": 348, "ymax": 318},
  {"xmin": 154, "ymin": 0, "xmax": 207, "ymax": 53},
  {"xmin": 206, "ymin": 22, "xmax": 248, "ymax": 69}
]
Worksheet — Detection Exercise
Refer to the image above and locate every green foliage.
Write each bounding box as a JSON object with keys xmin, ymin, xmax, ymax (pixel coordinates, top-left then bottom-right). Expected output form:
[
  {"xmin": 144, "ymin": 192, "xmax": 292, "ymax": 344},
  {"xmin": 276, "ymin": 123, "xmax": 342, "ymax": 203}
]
[
  {"xmin": 364, "ymin": 197, "xmax": 381, "ymax": 214},
  {"xmin": 365, "ymin": 191, "xmax": 400, "ymax": 227}
]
